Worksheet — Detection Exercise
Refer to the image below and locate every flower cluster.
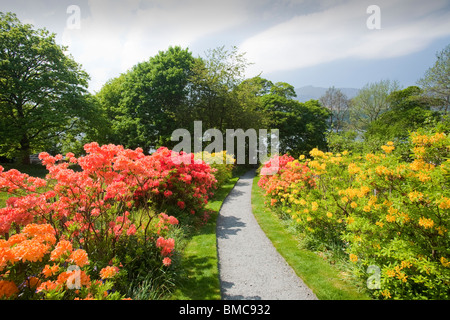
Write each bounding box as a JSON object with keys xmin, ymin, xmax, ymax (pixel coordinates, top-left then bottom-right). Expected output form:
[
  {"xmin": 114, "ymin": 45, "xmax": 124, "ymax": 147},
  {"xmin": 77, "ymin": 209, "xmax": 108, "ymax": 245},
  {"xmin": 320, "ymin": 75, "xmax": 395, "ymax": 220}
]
[
  {"xmin": 0, "ymin": 142, "xmax": 219, "ymax": 300},
  {"xmin": 156, "ymin": 237, "xmax": 175, "ymax": 266},
  {"xmin": 0, "ymin": 223, "xmax": 126, "ymax": 300},
  {"xmin": 260, "ymin": 130, "xmax": 450, "ymax": 300}
]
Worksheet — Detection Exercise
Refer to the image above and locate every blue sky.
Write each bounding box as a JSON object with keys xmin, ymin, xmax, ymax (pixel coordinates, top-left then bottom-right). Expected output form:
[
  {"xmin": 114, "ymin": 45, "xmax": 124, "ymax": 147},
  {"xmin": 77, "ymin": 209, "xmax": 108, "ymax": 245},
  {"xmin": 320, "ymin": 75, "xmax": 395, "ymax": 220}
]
[{"xmin": 2, "ymin": 0, "xmax": 450, "ymax": 92}]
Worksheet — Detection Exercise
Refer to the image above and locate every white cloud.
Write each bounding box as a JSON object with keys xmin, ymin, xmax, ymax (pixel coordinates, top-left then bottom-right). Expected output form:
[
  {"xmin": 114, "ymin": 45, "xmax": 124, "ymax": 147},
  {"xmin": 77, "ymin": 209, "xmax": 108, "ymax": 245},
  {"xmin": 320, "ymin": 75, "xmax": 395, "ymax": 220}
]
[
  {"xmin": 61, "ymin": 0, "xmax": 251, "ymax": 92},
  {"xmin": 240, "ymin": 0, "xmax": 450, "ymax": 78}
]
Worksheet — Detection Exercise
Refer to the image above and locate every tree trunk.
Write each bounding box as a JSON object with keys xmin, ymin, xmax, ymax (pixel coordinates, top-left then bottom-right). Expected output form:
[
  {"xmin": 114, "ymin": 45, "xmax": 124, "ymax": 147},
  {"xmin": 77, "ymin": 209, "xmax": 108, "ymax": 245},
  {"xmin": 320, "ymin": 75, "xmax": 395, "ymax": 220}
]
[{"xmin": 19, "ymin": 135, "xmax": 31, "ymax": 165}]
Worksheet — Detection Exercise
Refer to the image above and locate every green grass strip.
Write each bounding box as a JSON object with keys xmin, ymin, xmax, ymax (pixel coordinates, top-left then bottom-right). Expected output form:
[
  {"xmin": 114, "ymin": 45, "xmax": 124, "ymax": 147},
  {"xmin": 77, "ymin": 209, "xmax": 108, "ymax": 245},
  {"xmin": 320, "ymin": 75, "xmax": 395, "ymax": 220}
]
[
  {"xmin": 169, "ymin": 174, "xmax": 241, "ymax": 300},
  {"xmin": 251, "ymin": 174, "xmax": 371, "ymax": 300}
]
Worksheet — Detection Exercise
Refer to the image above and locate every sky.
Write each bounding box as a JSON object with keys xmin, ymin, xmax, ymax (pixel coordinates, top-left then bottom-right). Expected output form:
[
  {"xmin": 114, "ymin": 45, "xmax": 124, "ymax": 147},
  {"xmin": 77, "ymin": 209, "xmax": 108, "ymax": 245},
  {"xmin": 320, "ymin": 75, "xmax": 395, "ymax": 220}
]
[{"xmin": 2, "ymin": 0, "xmax": 450, "ymax": 93}]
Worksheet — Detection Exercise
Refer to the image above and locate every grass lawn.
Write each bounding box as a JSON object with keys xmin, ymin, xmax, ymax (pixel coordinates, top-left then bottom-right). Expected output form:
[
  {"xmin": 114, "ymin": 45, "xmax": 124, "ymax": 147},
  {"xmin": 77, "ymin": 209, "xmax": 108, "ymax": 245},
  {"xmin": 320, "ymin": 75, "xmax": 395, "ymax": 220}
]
[
  {"xmin": 251, "ymin": 174, "xmax": 372, "ymax": 300},
  {"xmin": 168, "ymin": 167, "xmax": 247, "ymax": 300}
]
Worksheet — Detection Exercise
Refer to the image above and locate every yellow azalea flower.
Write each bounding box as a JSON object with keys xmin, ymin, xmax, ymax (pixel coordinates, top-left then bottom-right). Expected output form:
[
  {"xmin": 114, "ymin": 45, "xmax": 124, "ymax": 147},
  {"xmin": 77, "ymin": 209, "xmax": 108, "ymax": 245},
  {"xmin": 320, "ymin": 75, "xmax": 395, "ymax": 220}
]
[
  {"xmin": 437, "ymin": 226, "xmax": 447, "ymax": 236},
  {"xmin": 401, "ymin": 261, "xmax": 412, "ymax": 269},
  {"xmin": 376, "ymin": 221, "xmax": 384, "ymax": 228},
  {"xmin": 438, "ymin": 197, "xmax": 450, "ymax": 209},
  {"xmin": 306, "ymin": 216, "xmax": 312, "ymax": 222},
  {"xmin": 440, "ymin": 257, "xmax": 450, "ymax": 268},
  {"xmin": 309, "ymin": 148, "xmax": 325, "ymax": 158},
  {"xmin": 375, "ymin": 165, "xmax": 391, "ymax": 176},
  {"xmin": 416, "ymin": 172, "xmax": 430, "ymax": 182},
  {"xmin": 311, "ymin": 201, "xmax": 318, "ymax": 211},
  {"xmin": 398, "ymin": 212, "xmax": 410, "ymax": 223},
  {"xmin": 368, "ymin": 195, "xmax": 377, "ymax": 206},
  {"xmin": 299, "ymin": 155, "xmax": 305, "ymax": 160},
  {"xmin": 387, "ymin": 206, "xmax": 398, "ymax": 215},
  {"xmin": 350, "ymin": 201, "xmax": 358, "ymax": 209},
  {"xmin": 386, "ymin": 269, "xmax": 396, "ymax": 277},
  {"xmin": 408, "ymin": 191, "xmax": 423, "ymax": 202},
  {"xmin": 381, "ymin": 290, "xmax": 392, "ymax": 299},
  {"xmin": 349, "ymin": 254, "xmax": 358, "ymax": 263},
  {"xmin": 413, "ymin": 146, "xmax": 426, "ymax": 157},
  {"xmin": 381, "ymin": 144, "xmax": 395, "ymax": 154},
  {"xmin": 326, "ymin": 212, "xmax": 333, "ymax": 218},
  {"xmin": 386, "ymin": 214, "xmax": 396, "ymax": 223},
  {"xmin": 358, "ymin": 186, "xmax": 370, "ymax": 197},
  {"xmin": 418, "ymin": 217, "xmax": 434, "ymax": 229},
  {"xmin": 397, "ymin": 272, "xmax": 408, "ymax": 283}
]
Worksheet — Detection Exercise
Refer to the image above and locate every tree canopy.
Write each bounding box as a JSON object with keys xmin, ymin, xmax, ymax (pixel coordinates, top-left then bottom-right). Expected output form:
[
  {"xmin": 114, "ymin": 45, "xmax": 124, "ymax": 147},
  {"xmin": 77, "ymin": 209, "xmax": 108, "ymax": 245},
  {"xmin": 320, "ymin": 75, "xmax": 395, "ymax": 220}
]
[
  {"xmin": 95, "ymin": 46, "xmax": 330, "ymax": 159},
  {"xmin": 0, "ymin": 12, "xmax": 92, "ymax": 163}
]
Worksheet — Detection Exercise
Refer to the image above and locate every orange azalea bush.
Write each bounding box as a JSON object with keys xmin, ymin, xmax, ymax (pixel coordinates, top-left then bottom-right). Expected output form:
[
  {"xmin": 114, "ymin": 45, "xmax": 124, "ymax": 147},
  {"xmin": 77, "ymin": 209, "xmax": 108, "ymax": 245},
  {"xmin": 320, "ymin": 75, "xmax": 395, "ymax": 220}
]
[
  {"xmin": 0, "ymin": 143, "xmax": 218, "ymax": 299},
  {"xmin": 260, "ymin": 130, "xmax": 450, "ymax": 299},
  {"xmin": 0, "ymin": 223, "xmax": 126, "ymax": 299}
]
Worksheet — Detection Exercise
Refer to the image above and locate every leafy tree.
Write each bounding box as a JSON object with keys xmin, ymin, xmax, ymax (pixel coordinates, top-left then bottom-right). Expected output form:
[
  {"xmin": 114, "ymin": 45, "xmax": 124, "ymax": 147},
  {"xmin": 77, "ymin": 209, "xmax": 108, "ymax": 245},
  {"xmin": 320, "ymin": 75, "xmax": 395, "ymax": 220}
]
[
  {"xmin": 95, "ymin": 73, "xmax": 128, "ymax": 146},
  {"xmin": 188, "ymin": 45, "xmax": 251, "ymax": 132},
  {"xmin": 97, "ymin": 46, "xmax": 196, "ymax": 152},
  {"xmin": 365, "ymin": 86, "xmax": 440, "ymax": 145},
  {"xmin": 418, "ymin": 44, "xmax": 450, "ymax": 113},
  {"xmin": 261, "ymin": 82, "xmax": 330, "ymax": 157},
  {"xmin": 349, "ymin": 79, "xmax": 400, "ymax": 132},
  {"xmin": 319, "ymin": 86, "xmax": 350, "ymax": 132},
  {"xmin": 0, "ymin": 12, "xmax": 90, "ymax": 163}
]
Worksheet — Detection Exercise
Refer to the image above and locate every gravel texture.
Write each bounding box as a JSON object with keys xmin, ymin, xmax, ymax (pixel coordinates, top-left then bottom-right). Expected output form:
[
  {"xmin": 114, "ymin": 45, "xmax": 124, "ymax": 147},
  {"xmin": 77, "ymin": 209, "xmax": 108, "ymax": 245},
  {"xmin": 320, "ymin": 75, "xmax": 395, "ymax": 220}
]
[{"xmin": 216, "ymin": 170, "xmax": 318, "ymax": 300}]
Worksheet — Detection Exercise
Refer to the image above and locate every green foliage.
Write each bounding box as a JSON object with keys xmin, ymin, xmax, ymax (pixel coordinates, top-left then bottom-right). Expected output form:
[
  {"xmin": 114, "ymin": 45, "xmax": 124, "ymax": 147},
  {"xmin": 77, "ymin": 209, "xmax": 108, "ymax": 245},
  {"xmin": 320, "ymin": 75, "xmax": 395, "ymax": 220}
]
[
  {"xmin": 96, "ymin": 46, "xmax": 196, "ymax": 152},
  {"xmin": 418, "ymin": 43, "xmax": 450, "ymax": 113},
  {"xmin": 261, "ymin": 130, "xmax": 450, "ymax": 299},
  {"xmin": 261, "ymin": 84, "xmax": 330, "ymax": 157},
  {"xmin": 365, "ymin": 86, "xmax": 440, "ymax": 142},
  {"xmin": 349, "ymin": 79, "xmax": 400, "ymax": 132},
  {"xmin": 0, "ymin": 12, "xmax": 92, "ymax": 163}
]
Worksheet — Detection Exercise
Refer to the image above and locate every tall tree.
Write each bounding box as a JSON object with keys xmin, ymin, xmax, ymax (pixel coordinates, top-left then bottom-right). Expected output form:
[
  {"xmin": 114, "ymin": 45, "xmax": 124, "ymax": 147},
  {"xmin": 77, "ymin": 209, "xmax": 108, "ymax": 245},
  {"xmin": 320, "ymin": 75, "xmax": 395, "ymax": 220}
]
[
  {"xmin": 417, "ymin": 44, "xmax": 450, "ymax": 113},
  {"xmin": 365, "ymin": 86, "xmax": 440, "ymax": 141},
  {"xmin": 261, "ymin": 82, "xmax": 330, "ymax": 157},
  {"xmin": 188, "ymin": 46, "xmax": 251, "ymax": 132},
  {"xmin": 0, "ymin": 12, "xmax": 90, "ymax": 163},
  {"xmin": 319, "ymin": 86, "xmax": 350, "ymax": 132},
  {"xmin": 349, "ymin": 79, "xmax": 400, "ymax": 132},
  {"xmin": 98, "ymin": 46, "xmax": 196, "ymax": 152}
]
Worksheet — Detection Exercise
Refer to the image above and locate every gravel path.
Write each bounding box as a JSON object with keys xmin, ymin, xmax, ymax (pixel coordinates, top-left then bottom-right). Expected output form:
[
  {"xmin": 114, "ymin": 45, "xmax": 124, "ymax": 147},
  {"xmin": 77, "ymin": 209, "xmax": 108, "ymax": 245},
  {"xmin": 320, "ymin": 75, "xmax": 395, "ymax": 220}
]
[{"xmin": 216, "ymin": 170, "xmax": 318, "ymax": 300}]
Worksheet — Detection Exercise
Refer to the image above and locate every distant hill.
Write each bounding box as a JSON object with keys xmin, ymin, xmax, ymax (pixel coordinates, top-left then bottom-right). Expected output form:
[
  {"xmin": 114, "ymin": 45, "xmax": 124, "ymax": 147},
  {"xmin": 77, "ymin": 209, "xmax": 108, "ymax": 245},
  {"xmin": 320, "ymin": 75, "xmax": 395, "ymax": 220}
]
[{"xmin": 295, "ymin": 85, "xmax": 360, "ymax": 102}]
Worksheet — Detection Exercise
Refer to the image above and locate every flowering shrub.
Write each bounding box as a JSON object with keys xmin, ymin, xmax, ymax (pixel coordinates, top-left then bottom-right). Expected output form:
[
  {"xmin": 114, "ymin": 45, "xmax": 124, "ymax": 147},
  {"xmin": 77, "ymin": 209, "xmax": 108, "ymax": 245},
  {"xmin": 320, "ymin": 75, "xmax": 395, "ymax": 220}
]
[
  {"xmin": 0, "ymin": 223, "xmax": 126, "ymax": 299},
  {"xmin": 194, "ymin": 151, "xmax": 235, "ymax": 187},
  {"xmin": 0, "ymin": 143, "xmax": 217, "ymax": 299},
  {"xmin": 260, "ymin": 130, "xmax": 450, "ymax": 299}
]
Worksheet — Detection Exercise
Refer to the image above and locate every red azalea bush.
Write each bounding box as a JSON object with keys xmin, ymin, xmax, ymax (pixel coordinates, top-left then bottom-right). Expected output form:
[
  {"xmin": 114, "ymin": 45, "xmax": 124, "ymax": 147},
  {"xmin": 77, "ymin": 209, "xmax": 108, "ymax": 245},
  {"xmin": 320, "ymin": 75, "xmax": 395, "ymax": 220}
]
[{"xmin": 0, "ymin": 143, "xmax": 217, "ymax": 299}]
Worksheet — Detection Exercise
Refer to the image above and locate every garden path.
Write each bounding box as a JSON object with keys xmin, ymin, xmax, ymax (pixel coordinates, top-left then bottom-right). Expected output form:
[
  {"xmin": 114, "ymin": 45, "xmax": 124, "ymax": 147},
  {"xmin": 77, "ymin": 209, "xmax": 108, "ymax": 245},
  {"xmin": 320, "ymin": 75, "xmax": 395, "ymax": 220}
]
[{"xmin": 216, "ymin": 170, "xmax": 318, "ymax": 300}]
